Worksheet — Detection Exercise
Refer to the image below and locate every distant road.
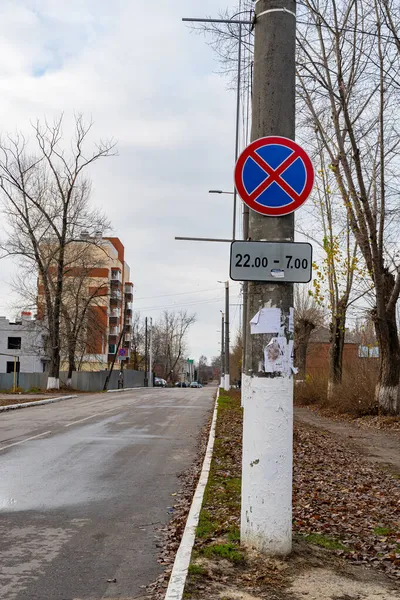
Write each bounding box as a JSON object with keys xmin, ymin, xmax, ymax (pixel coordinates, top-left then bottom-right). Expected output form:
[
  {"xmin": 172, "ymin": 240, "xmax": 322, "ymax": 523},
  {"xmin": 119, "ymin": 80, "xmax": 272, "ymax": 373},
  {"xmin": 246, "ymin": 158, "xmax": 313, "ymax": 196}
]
[{"xmin": 0, "ymin": 386, "xmax": 215, "ymax": 600}]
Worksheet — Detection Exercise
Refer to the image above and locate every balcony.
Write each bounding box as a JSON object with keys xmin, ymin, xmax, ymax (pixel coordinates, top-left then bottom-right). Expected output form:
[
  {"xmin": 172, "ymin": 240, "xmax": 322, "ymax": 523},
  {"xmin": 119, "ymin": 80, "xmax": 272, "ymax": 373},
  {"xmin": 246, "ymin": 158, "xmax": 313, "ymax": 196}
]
[
  {"xmin": 125, "ymin": 316, "xmax": 132, "ymax": 326},
  {"xmin": 110, "ymin": 290, "xmax": 122, "ymax": 305},
  {"xmin": 125, "ymin": 282, "xmax": 133, "ymax": 294},
  {"xmin": 124, "ymin": 333, "xmax": 132, "ymax": 342},
  {"xmin": 110, "ymin": 269, "xmax": 122, "ymax": 283},
  {"xmin": 109, "ymin": 308, "xmax": 121, "ymax": 320},
  {"xmin": 126, "ymin": 301, "xmax": 133, "ymax": 312},
  {"xmin": 109, "ymin": 326, "xmax": 119, "ymax": 336}
]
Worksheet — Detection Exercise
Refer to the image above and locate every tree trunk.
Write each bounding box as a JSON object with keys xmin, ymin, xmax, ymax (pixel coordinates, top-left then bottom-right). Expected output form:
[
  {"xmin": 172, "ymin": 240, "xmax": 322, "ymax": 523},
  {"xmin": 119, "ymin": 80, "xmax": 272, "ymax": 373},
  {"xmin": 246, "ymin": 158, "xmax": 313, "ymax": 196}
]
[
  {"xmin": 327, "ymin": 313, "xmax": 346, "ymax": 402},
  {"xmin": 295, "ymin": 321, "xmax": 315, "ymax": 380},
  {"xmin": 47, "ymin": 329, "xmax": 60, "ymax": 389},
  {"xmin": 66, "ymin": 347, "xmax": 77, "ymax": 388},
  {"xmin": 374, "ymin": 299, "xmax": 400, "ymax": 415}
]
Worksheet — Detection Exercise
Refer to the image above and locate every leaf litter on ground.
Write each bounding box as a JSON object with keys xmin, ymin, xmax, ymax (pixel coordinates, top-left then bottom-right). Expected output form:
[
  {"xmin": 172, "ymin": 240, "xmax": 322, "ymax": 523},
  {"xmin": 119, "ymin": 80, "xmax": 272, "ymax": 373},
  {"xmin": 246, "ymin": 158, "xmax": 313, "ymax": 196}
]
[{"xmin": 147, "ymin": 389, "xmax": 400, "ymax": 599}]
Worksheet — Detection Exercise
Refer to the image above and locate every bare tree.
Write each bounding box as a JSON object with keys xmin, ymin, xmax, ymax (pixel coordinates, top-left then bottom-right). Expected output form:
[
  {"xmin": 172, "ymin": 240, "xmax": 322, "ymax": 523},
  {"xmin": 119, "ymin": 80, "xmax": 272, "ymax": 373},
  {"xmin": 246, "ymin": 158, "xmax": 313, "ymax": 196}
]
[
  {"xmin": 294, "ymin": 285, "xmax": 325, "ymax": 380},
  {"xmin": 152, "ymin": 310, "xmax": 196, "ymax": 382},
  {"xmin": 191, "ymin": 0, "xmax": 400, "ymax": 412},
  {"xmin": 307, "ymin": 142, "xmax": 366, "ymax": 398},
  {"xmin": 0, "ymin": 115, "xmax": 115, "ymax": 389},
  {"xmin": 130, "ymin": 312, "xmax": 145, "ymax": 371},
  {"xmin": 297, "ymin": 0, "xmax": 400, "ymax": 413},
  {"xmin": 197, "ymin": 355, "xmax": 209, "ymax": 384},
  {"xmin": 381, "ymin": 0, "xmax": 400, "ymax": 54},
  {"xmin": 229, "ymin": 334, "xmax": 243, "ymax": 384}
]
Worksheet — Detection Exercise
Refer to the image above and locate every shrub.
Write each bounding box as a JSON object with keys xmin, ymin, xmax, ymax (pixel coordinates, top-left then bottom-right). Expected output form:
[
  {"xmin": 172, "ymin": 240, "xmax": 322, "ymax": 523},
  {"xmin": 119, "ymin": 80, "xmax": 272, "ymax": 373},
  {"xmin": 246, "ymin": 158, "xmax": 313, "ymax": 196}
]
[{"xmin": 295, "ymin": 363, "xmax": 379, "ymax": 417}]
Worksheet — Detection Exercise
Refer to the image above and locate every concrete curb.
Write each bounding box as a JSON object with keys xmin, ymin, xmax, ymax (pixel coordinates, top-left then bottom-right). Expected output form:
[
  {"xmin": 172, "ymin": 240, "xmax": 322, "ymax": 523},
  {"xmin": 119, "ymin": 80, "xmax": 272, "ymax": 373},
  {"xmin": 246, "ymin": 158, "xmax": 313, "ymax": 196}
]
[
  {"xmin": 0, "ymin": 394, "xmax": 78, "ymax": 413},
  {"xmin": 164, "ymin": 388, "xmax": 219, "ymax": 600},
  {"xmin": 106, "ymin": 387, "xmax": 149, "ymax": 393}
]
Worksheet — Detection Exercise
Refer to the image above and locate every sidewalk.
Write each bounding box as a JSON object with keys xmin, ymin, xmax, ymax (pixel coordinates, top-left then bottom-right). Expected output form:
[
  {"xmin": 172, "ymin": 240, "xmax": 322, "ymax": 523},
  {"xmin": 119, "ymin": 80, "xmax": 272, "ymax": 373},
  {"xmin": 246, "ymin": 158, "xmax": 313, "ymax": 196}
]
[
  {"xmin": 0, "ymin": 393, "xmax": 72, "ymax": 407},
  {"xmin": 295, "ymin": 405, "xmax": 400, "ymax": 473}
]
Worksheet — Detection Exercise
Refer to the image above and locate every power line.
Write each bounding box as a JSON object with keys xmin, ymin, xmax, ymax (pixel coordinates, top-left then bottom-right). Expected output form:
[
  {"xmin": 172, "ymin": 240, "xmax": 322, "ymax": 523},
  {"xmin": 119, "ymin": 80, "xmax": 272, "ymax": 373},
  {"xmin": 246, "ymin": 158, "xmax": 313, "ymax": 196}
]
[
  {"xmin": 296, "ymin": 18, "xmax": 400, "ymax": 44},
  {"xmin": 134, "ymin": 295, "xmax": 226, "ymax": 312},
  {"xmin": 134, "ymin": 285, "xmax": 240, "ymax": 301}
]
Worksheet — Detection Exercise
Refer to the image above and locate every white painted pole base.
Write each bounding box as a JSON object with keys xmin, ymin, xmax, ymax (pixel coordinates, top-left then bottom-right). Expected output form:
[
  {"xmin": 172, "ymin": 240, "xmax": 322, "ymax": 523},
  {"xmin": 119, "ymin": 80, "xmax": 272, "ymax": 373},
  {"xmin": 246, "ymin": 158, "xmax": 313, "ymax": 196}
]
[
  {"xmin": 220, "ymin": 377, "xmax": 224, "ymax": 389},
  {"xmin": 47, "ymin": 377, "xmax": 60, "ymax": 390},
  {"xmin": 224, "ymin": 374, "xmax": 230, "ymax": 391},
  {"xmin": 241, "ymin": 373, "xmax": 293, "ymax": 556}
]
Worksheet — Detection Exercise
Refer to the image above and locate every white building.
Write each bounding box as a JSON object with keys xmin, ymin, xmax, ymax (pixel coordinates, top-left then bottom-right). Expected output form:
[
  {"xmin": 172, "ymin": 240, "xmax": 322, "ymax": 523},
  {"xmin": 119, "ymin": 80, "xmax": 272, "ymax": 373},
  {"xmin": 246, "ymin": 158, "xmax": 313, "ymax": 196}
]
[{"xmin": 0, "ymin": 313, "xmax": 48, "ymax": 374}]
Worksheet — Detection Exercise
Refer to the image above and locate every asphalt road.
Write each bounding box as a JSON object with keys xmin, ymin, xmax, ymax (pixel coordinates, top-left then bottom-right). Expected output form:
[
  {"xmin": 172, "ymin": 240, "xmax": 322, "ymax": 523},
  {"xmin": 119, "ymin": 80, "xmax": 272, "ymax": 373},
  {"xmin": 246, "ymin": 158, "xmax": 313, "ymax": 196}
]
[{"xmin": 0, "ymin": 386, "xmax": 216, "ymax": 600}]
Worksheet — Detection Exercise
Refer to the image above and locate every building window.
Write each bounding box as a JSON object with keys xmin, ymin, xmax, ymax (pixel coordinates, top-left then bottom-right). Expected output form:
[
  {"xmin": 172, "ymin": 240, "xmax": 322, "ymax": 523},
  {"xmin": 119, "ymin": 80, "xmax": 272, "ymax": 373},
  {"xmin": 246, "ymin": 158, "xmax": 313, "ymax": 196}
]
[
  {"xmin": 109, "ymin": 344, "xmax": 117, "ymax": 355},
  {"xmin": 6, "ymin": 361, "xmax": 20, "ymax": 373},
  {"xmin": 359, "ymin": 345, "xmax": 379, "ymax": 358},
  {"xmin": 7, "ymin": 337, "xmax": 21, "ymax": 350}
]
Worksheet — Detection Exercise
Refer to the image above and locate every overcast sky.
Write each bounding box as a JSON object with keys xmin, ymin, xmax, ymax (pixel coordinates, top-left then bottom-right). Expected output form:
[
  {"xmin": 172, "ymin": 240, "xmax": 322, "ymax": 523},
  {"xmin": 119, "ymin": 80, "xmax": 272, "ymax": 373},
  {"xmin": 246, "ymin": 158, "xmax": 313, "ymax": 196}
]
[{"xmin": 0, "ymin": 0, "xmax": 250, "ymax": 363}]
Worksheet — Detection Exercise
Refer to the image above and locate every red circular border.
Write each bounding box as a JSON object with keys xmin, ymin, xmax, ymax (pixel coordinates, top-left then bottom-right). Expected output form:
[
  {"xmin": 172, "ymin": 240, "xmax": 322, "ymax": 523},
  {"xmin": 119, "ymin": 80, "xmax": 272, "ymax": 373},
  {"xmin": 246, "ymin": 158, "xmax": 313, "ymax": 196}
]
[{"xmin": 234, "ymin": 136, "xmax": 314, "ymax": 216}]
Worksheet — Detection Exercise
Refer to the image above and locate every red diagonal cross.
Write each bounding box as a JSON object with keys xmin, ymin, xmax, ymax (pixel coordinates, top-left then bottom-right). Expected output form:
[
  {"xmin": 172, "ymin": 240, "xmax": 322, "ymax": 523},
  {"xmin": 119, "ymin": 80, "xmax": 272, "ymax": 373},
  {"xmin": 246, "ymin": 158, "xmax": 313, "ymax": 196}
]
[{"xmin": 248, "ymin": 150, "xmax": 301, "ymax": 203}]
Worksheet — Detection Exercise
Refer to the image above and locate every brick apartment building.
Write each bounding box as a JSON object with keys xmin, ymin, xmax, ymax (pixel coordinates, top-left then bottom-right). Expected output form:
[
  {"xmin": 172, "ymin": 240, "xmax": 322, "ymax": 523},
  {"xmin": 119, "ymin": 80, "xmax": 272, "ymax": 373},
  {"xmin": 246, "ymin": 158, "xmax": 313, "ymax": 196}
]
[{"xmin": 37, "ymin": 235, "xmax": 133, "ymax": 371}]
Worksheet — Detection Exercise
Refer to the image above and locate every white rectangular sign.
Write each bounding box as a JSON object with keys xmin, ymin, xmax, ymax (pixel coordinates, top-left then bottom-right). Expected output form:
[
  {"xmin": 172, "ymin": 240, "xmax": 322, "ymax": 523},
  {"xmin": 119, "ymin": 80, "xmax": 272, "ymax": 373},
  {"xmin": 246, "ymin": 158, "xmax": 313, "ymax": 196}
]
[{"xmin": 230, "ymin": 241, "xmax": 312, "ymax": 283}]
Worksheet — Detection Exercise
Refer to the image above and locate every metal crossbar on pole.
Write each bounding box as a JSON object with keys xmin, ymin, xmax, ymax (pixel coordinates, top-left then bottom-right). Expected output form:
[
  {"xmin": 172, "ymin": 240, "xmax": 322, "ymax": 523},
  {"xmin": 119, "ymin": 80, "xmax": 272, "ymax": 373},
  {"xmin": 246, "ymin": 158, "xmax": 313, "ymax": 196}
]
[
  {"xmin": 182, "ymin": 18, "xmax": 253, "ymax": 25},
  {"xmin": 175, "ymin": 236, "xmax": 233, "ymax": 243}
]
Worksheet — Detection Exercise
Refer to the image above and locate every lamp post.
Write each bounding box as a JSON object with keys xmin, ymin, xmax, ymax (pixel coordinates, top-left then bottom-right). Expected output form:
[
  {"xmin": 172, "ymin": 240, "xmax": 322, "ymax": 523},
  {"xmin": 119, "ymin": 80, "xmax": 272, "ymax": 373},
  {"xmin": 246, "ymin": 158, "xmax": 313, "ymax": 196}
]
[
  {"xmin": 208, "ymin": 190, "xmax": 234, "ymax": 195},
  {"xmin": 218, "ymin": 281, "xmax": 230, "ymax": 390}
]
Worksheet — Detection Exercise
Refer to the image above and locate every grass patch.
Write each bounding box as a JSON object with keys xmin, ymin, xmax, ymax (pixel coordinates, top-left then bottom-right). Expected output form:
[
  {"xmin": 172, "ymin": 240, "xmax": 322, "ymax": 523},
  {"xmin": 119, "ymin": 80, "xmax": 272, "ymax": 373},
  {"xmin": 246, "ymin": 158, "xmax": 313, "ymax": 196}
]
[
  {"xmin": 304, "ymin": 533, "xmax": 347, "ymax": 551},
  {"xmin": 373, "ymin": 526, "xmax": 393, "ymax": 536},
  {"xmin": 201, "ymin": 542, "xmax": 245, "ymax": 564},
  {"xmin": 227, "ymin": 526, "xmax": 241, "ymax": 543},
  {"xmin": 196, "ymin": 510, "xmax": 219, "ymax": 538},
  {"xmin": 185, "ymin": 390, "xmax": 243, "ymax": 596},
  {"xmin": 187, "ymin": 563, "xmax": 206, "ymax": 576}
]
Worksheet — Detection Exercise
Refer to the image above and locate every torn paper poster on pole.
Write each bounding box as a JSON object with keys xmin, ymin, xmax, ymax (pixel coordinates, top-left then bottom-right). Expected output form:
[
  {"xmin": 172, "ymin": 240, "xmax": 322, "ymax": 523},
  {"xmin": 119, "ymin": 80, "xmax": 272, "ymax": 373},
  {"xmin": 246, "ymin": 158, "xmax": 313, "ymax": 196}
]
[
  {"xmin": 264, "ymin": 337, "xmax": 287, "ymax": 373},
  {"xmin": 289, "ymin": 307, "xmax": 294, "ymax": 334},
  {"xmin": 250, "ymin": 308, "xmax": 281, "ymax": 334},
  {"xmin": 263, "ymin": 337, "xmax": 295, "ymax": 375}
]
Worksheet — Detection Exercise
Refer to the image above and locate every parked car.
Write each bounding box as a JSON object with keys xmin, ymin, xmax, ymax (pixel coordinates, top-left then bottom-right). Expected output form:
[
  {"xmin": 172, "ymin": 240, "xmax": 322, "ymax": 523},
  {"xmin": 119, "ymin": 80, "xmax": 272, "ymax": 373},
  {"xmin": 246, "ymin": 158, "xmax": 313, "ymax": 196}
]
[
  {"xmin": 175, "ymin": 382, "xmax": 187, "ymax": 387},
  {"xmin": 154, "ymin": 377, "xmax": 167, "ymax": 387},
  {"xmin": 190, "ymin": 381, "xmax": 203, "ymax": 388}
]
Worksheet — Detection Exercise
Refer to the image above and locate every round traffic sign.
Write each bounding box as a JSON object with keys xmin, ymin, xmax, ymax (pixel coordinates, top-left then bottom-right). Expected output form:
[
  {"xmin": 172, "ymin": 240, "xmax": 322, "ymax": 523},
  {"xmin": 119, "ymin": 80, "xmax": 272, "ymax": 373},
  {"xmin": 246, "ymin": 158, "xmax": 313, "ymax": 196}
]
[{"xmin": 234, "ymin": 136, "xmax": 314, "ymax": 216}]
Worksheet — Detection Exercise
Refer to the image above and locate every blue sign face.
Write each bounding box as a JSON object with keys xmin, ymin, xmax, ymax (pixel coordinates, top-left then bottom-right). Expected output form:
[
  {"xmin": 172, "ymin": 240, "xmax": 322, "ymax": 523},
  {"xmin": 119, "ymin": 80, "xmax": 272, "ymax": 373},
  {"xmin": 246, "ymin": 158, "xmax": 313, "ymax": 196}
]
[{"xmin": 234, "ymin": 136, "xmax": 314, "ymax": 217}]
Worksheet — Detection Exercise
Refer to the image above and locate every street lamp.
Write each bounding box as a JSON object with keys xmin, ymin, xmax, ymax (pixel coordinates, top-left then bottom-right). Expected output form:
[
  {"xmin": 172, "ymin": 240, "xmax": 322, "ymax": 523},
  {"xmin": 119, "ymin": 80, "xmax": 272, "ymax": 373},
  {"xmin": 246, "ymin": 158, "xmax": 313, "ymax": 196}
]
[
  {"xmin": 209, "ymin": 190, "xmax": 234, "ymax": 195},
  {"xmin": 218, "ymin": 282, "xmax": 230, "ymax": 390}
]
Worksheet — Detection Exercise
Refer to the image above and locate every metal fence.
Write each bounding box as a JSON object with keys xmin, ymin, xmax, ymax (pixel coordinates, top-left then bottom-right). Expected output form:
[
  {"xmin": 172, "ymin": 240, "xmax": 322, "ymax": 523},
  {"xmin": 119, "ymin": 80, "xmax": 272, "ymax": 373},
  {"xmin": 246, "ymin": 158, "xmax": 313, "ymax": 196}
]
[{"xmin": 0, "ymin": 370, "xmax": 145, "ymax": 392}]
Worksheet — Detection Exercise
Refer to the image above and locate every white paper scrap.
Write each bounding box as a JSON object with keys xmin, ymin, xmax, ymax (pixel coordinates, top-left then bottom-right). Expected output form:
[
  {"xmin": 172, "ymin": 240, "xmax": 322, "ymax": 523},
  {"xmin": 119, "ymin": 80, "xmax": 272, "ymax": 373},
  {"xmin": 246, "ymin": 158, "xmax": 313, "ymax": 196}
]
[
  {"xmin": 289, "ymin": 307, "xmax": 294, "ymax": 333},
  {"xmin": 271, "ymin": 268, "xmax": 285, "ymax": 279},
  {"xmin": 250, "ymin": 308, "xmax": 281, "ymax": 334}
]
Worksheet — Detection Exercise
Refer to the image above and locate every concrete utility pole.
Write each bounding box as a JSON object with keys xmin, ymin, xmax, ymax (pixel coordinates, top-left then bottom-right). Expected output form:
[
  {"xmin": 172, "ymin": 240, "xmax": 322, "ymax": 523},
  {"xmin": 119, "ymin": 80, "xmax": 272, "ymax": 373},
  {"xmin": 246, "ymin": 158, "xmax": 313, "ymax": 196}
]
[
  {"xmin": 224, "ymin": 281, "xmax": 230, "ymax": 390},
  {"xmin": 149, "ymin": 317, "xmax": 153, "ymax": 387},
  {"xmin": 144, "ymin": 316, "xmax": 148, "ymax": 387},
  {"xmin": 220, "ymin": 312, "xmax": 225, "ymax": 388},
  {"xmin": 241, "ymin": 0, "xmax": 296, "ymax": 556}
]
